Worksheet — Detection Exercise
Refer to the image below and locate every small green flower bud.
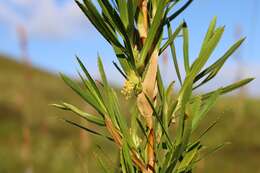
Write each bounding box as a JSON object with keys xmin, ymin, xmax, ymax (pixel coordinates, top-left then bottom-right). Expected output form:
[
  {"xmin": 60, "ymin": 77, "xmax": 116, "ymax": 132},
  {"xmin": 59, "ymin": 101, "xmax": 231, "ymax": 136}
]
[{"xmin": 121, "ymin": 71, "xmax": 142, "ymax": 99}]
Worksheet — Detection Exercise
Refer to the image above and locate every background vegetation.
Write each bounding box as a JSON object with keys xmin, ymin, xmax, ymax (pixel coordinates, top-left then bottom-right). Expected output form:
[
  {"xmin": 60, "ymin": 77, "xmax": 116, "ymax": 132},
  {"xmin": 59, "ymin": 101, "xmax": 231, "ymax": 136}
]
[{"xmin": 0, "ymin": 54, "xmax": 259, "ymax": 173}]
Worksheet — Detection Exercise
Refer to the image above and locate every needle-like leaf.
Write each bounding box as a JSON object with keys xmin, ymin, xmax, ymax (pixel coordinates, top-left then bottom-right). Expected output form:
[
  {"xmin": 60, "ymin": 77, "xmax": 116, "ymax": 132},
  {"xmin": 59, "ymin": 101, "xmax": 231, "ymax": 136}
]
[{"xmin": 52, "ymin": 103, "xmax": 105, "ymax": 126}]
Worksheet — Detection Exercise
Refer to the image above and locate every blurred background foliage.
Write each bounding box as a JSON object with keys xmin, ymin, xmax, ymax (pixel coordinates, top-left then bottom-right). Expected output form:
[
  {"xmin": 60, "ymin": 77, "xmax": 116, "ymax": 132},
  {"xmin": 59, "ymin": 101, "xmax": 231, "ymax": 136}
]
[{"xmin": 0, "ymin": 54, "xmax": 259, "ymax": 173}]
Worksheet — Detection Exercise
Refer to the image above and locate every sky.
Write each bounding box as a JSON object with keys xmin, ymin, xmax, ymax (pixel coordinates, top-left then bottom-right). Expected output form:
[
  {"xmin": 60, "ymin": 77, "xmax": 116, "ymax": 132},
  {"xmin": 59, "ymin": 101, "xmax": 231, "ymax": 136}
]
[{"xmin": 0, "ymin": 0, "xmax": 259, "ymax": 96}]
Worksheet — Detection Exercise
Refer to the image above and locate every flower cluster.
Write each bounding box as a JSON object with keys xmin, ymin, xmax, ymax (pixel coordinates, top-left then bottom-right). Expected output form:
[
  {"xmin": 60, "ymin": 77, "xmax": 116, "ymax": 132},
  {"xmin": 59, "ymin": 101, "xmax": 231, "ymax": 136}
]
[{"xmin": 121, "ymin": 72, "xmax": 142, "ymax": 99}]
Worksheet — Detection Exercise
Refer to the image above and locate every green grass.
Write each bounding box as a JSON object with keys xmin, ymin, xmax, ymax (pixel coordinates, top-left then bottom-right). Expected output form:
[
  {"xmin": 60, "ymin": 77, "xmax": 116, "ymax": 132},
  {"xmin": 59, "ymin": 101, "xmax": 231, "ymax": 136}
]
[{"xmin": 0, "ymin": 55, "xmax": 259, "ymax": 172}]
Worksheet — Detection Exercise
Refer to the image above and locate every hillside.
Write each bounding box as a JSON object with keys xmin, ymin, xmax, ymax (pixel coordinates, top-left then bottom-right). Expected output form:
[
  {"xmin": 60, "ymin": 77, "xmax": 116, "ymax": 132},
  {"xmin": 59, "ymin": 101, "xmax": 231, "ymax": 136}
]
[
  {"xmin": 0, "ymin": 54, "xmax": 259, "ymax": 173},
  {"xmin": 0, "ymin": 55, "xmax": 98, "ymax": 172}
]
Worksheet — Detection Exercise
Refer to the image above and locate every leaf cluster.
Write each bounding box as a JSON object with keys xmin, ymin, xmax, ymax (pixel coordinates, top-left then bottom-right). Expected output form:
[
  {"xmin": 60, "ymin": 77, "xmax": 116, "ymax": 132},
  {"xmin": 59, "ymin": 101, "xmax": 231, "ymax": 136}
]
[{"xmin": 53, "ymin": 0, "xmax": 253, "ymax": 172}]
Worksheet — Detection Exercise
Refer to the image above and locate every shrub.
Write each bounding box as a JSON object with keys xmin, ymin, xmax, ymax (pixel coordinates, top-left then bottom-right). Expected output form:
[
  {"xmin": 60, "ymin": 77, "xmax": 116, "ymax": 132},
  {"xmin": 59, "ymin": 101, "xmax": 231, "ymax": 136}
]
[{"xmin": 53, "ymin": 0, "xmax": 253, "ymax": 172}]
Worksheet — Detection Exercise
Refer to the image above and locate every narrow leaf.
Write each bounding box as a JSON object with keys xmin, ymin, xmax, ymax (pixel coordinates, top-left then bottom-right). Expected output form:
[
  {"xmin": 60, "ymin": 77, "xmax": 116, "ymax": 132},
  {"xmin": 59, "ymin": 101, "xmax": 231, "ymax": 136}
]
[
  {"xmin": 194, "ymin": 38, "xmax": 246, "ymax": 85},
  {"xmin": 160, "ymin": 21, "xmax": 184, "ymax": 54},
  {"xmin": 138, "ymin": 0, "xmax": 168, "ymax": 66},
  {"xmin": 52, "ymin": 103, "xmax": 105, "ymax": 126},
  {"xmin": 201, "ymin": 78, "xmax": 254, "ymax": 100},
  {"xmin": 166, "ymin": 0, "xmax": 193, "ymax": 23},
  {"xmin": 64, "ymin": 119, "xmax": 114, "ymax": 142},
  {"xmin": 167, "ymin": 22, "xmax": 182, "ymax": 85},
  {"xmin": 192, "ymin": 89, "xmax": 220, "ymax": 130},
  {"xmin": 183, "ymin": 21, "xmax": 190, "ymax": 73},
  {"xmin": 60, "ymin": 73, "xmax": 105, "ymax": 115}
]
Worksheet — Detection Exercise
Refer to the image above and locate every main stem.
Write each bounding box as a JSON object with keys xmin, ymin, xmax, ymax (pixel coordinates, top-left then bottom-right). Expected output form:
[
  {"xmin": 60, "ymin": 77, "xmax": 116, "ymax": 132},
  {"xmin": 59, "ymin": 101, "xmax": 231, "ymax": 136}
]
[
  {"xmin": 137, "ymin": 1, "xmax": 159, "ymax": 172},
  {"xmin": 137, "ymin": 49, "xmax": 158, "ymax": 173}
]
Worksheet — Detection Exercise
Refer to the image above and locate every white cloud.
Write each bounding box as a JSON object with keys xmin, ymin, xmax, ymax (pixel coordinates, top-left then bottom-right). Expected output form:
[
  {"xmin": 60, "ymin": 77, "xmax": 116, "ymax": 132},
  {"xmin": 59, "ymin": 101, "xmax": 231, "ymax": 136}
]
[{"xmin": 0, "ymin": 0, "xmax": 88, "ymax": 39}]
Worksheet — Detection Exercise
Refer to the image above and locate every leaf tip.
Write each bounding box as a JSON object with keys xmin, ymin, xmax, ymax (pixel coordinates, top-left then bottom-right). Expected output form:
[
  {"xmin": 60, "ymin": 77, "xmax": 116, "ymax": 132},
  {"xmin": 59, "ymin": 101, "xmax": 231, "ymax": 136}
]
[{"xmin": 183, "ymin": 20, "xmax": 188, "ymax": 28}]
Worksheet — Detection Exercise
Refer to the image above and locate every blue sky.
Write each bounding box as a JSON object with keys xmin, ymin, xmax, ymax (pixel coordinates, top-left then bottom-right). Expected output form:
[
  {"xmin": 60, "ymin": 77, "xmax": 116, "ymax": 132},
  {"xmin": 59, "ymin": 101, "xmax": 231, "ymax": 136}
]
[{"xmin": 0, "ymin": 0, "xmax": 259, "ymax": 95}]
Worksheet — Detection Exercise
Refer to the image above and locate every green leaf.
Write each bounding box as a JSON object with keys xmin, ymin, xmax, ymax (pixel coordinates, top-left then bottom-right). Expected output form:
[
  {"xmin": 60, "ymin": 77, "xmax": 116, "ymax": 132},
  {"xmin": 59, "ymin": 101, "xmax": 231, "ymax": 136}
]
[
  {"xmin": 127, "ymin": 0, "xmax": 138, "ymax": 37},
  {"xmin": 160, "ymin": 144, "xmax": 177, "ymax": 173},
  {"xmin": 122, "ymin": 141, "xmax": 135, "ymax": 173},
  {"xmin": 183, "ymin": 21, "xmax": 190, "ymax": 73},
  {"xmin": 76, "ymin": 0, "xmax": 124, "ymax": 49},
  {"xmin": 112, "ymin": 61, "xmax": 127, "ymax": 79},
  {"xmin": 157, "ymin": 67, "xmax": 165, "ymax": 100},
  {"xmin": 175, "ymin": 26, "xmax": 224, "ymax": 107},
  {"xmin": 192, "ymin": 89, "xmax": 220, "ymax": 130},
  {"xmin": 164, "ymin": 143, "xmax": 183, "ymax": 173},
  {"xmin": 97, "ymin": 58, "xmax": 132, "ymax": 146},
  {"xmin": 201, "ymin": 16, "xmax": 217, "ymax": 49},
  {"xmin": 64, "ymin": 119, "xmax": 113, "ymax": 142},
  {"xmin": 195, "ymin": 142, "xmax": 230, "ymax": 162},
  {"xmin": 138, "ymin": 0, "xmax": 168, "ymax": 67},
  {"xmin": 166, "ymin": 81, "xmax": 175, "ymax": 102},
  {"xmin": 188, "ymin": 96, "xmax": 201, "ymax": 121},
  {"xmin": 76, "ymin": 56, "xmax": 103, "ymax": 100},
  {"xmin": 97, "ymin": 56, "xmax": 109, "ymax": 87},
  {"xmin": 52, "ymin": 103, "xmax": 105, "ymax": 126},
  {"xmin": 144, "ymin": 94, "xmax": 172, "ymax": 148},
  {"xmin": 166, "ymin": 0, "xmax": 193, "ymax": 23},
  {"xmin": 118, "ymin": 0, "xmax": 129, "ymax": 28},
  {"xmin": 160, "ymin": 21, "xmax": 184, "ymax": 54},
  {"xmin": 120, "ymin": 150, "xmax": 127, "ymax": 173},
  {"xmin": 96, "ymin": 0, "xmax": 135, "ymax": 66},
  {"xmin": 201, "ymin": 78, "xmax": 254, "ymax": 100},
  {"xmin": 177, "ymin": 145, "xmax": 199, "ymax": 172},
  {"xmin": 166, "ymin": 92, "xmax": 193, "ymax": 173},
  {"xmin": 161, "ymin": 81, "xmax": 175, "ymax": 131},
  {"xmin": 110, "ymin": 89, "xmax": 131, "ymax": 143},
  {"xmin": 97, "ymin": 0, "xmax": 128, "ymax": 39},
  {"xmin": 130, "ymin": 107, "xmax": 141, "ymax": 148},
  {"xmin": 167, "ymin": 22, "xmax": 182, "ymax": 85},
  {"xmin": 197, "ymin": 119, "xmax": 219, "ymax": 139},
  {"xmin": 191, "ymin": 26, "xmax": 225, "ymax": 78},
  {"xmin": 95, "ymin": 151, "xmax": 113, "ymax": 173},
  {"xmin": 77, "ymin": 71, "xmax": 108, "ymax": 114},
  {"xmin": 165, "ymin": 0, "xmax": 180, "ymax": 14},
  {"xmin": 60, "ymin": 73, "xmax": 106, "ymax": 115},
  {"xmin": 220, "ymin": 78, "xmax": 254, "ymax": 94},
  {"xmin": 162, "ymin": 96, "xmax": 169, "ymax": 131},
  {"xmin": 167, "ymin": 100, "xmax": 178, "ymax": 126},
  {"xmin": 113, "ymin": 45, "xmax": 133, "ymax": 75},
  {"xmin": 136, "ymin": 117, "xmax": 149, "ymax": 146},
  {"xmin": 194, "ymin": 37, "xmax": 246, "ymax": 86},
  {"xmin": 97, "ymin": 58, "xmax": 119, "ymax": 127}
]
